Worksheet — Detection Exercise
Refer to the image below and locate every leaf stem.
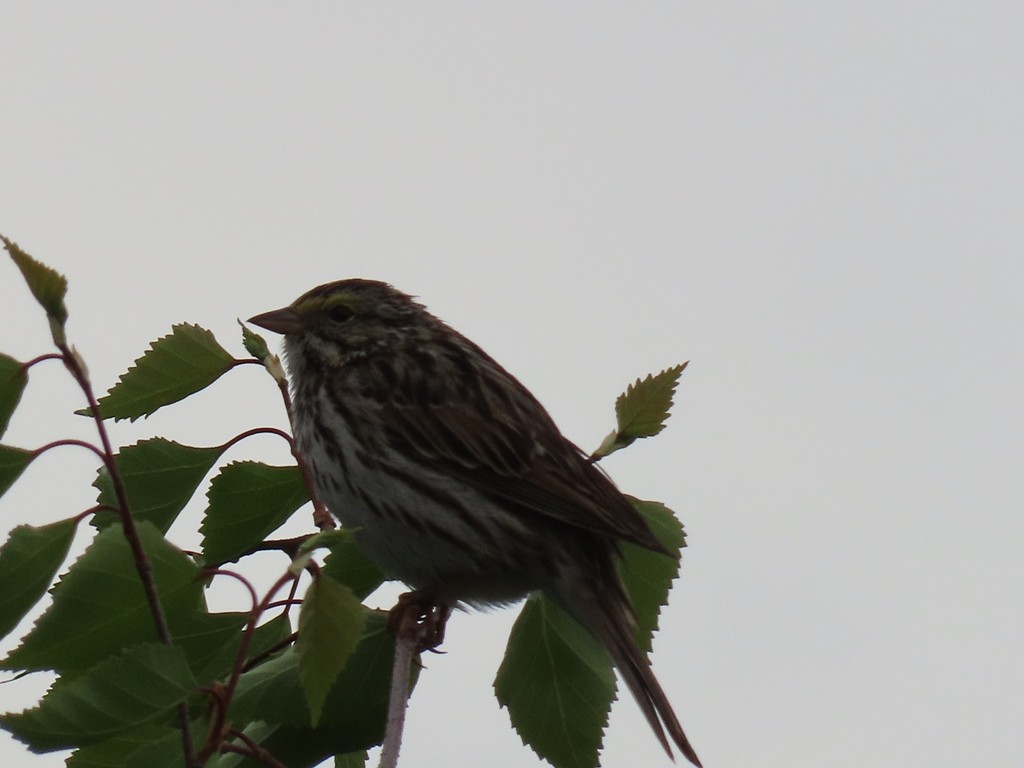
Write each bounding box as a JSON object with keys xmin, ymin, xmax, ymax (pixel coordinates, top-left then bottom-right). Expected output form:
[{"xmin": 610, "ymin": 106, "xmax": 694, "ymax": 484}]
[
  {"xmin": 203, "ymin": 568, "xmax": 260, "ymax": 613},
  {"xmin": 198, "ymin": 570, "xmax": 298, "ymax": 763},
  {"xmin": 21, "ymin": 352, "xmax": 63, "ymax": 371},
  {"xmin": 55, "ymin": 342, "xmax": 201, "ymax": 768},
  {"xmin": 31, "ymin": 438, "xmax": 109, "ymax": 464},
  {"xmin": 222, "ymin": 729, "xmax": 290, "ymax": 768},
  {"xmin": 216, "ymin": 426, "xmax": 295, "ymax": 453},
  {"xmin": 240, "ymin": 631, "xmax": 299, "ymax": 673},
  {"xmin": 274, "ymin": 377, "xmax": 335, "ymax": 530}
]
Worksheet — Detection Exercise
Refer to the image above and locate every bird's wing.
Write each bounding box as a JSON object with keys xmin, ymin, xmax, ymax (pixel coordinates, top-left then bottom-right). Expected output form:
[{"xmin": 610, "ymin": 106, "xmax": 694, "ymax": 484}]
[{"xmin": 380, "ymin": 396, "xmax": 668, "ymax": 555}]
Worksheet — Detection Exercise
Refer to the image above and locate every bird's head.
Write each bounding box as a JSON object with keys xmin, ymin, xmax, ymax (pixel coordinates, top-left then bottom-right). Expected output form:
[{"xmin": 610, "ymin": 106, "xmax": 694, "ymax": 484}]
[{"xmin": 248, "ymin": 279, "xmax": 427, "ymax": 370}]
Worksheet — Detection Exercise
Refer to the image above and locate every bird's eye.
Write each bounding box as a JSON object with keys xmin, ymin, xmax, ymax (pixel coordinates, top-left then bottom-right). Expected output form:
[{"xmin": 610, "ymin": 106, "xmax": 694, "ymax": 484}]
[{"xmin": 326, "ymin": 305, "xmax": 354, "ymax": 323}]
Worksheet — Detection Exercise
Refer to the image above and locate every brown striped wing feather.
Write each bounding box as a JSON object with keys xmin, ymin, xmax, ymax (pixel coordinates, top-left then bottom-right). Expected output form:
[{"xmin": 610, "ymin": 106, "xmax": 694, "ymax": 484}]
[{"xmin": 376, "ymin": 379, "xmax": 669, "ymax": 556}]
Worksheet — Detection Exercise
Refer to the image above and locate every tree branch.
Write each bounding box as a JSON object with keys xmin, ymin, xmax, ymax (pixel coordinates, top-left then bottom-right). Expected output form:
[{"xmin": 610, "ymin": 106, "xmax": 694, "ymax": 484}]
[
  {"xmin": 57, "ymin": 342, "xmax": 201, "ymax": 768},
  {"xmin": 274, "ymin": 377, "xmax": 335, "ymax": 530},
  {"xmin": 222, "ymin": 729, "xmax": 290, "ymax": 768},
  {"xmin": 378, "ymin": 603, "xmax": 428, "ymax": 768},
  {"xmin": 198, "ymin": 570, "xmax": 298, "ymax": 762}
]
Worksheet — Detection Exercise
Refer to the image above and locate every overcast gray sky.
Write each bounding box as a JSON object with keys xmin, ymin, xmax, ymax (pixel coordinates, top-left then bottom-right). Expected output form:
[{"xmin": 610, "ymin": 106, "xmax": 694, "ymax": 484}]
[{"xmin": 2, "ymin": 4, "xmax": 1021, "ymax": 767}]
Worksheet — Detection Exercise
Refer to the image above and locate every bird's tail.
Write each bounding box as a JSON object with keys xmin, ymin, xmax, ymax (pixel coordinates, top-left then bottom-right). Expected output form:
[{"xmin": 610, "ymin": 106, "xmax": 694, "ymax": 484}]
[{"xmin": 576, "ymin": 583, "xmax": 703, "ymax": 767}]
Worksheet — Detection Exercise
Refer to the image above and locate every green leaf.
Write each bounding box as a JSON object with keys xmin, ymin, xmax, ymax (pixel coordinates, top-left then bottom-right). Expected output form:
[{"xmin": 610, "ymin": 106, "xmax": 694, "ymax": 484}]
[
  {"xmin": 0, "ymin": 444, "xmax": 35, "ymax": 499},
  {"xmin": 1, "ymin": 522, "xmax": 203, "ymax": 673},
  {"xmin": 0, "ymin": 642, "xmax": 196, "ymax": 751},
  {"xmin": 171, "ymin": 610, "xmax": 247, "ymax": 682},
  {"xmin": 240, "ymin": 322, "xmax": 271, "ymax": 362},
  {"xmin": 233, "ymin": 611, "xmax": 400, "ymax": 750},
  {"xmin": 230, "ymin": 647, "xmax": 309, "ymax": 727},
  {"xmin": 65, "ymin": 724, "xmax": 183, "ymax": 768},
  {"xmin": 222, "ymin": 611, "xmax": 405, "ymax": 765},
  {"xmin": 92, "ymin": 324, "xmax": 236, "ymax": 421},
  {"xmin": 321, "ymin": 530, "xmax": 386, "ymax": 600},
  {"xmin": 93, "ymin": 439, "xmax": 224, "ymax": 533},
  {"xmin": 616, "ymin": 363, "xmax": 687, "ymax": 438},
  {"xmin": 0, "ymin": 353, "xmax": 28, "ymax": 438},
  {"xmin": 335, "ymin": 751, "xmax": 369, "ymax": 768},
  {"xmin": 184, "ymin": 612, "xmax": 292, "ymax": 687},
  {"xmin": 3, "ymin": 236, "xmax": 69, "ymax": 344},
  {"xmin": 117, "ymin": 726, "xmax": 197, "ymax": 768},
  {"xmin": 200, "ymin": 462, "xmax": 309, "ymax": 564},
  {"xmin": 296, "ymin": 574, "xmax": 367, "ymax": 724},
  {"xmin": 495, "ymin": 595, "xmax": 616, "ymax": 768},
  {"xmin": 619, "ymin": 497, "xmax": 685, "ymax": 653},
  {"xmin": 297, "ymin": 528, "xmax": 348, "ymax": 554},
  {"xmin": 0, "ymin": 519, "xmax": 77, "ymax": 641},
  {"xmin": 594, "ymin": 363, "xmax": 688, "ymax": 459},
  {"xmin": 203, "ymin": 722, "xmax": 278, "ymax": 768}
]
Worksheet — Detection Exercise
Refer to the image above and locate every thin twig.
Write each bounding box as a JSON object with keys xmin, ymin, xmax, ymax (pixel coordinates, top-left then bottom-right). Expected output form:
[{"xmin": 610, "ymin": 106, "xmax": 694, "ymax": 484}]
[
  {"xmin": 279, "ymin": 572, "xmax": 302, "ymax": 623},
  {"xmin": 203, "ymin": 569, "xmax": 260, "ymax": 613},
  {"xmin": 31, "ymin": 438, "xmax": 110, "ymax": 464},
  {"xmin": 216, "ymin": 426, "xmax": 295, "ymax": 453},
  {"xmin": 57, "ymin": 343, "xmax": 200, "ymax": 768},
  {"xmin": 275, "ymin": 377, "xmax": 334, "ymax": 530},
  {"xmin": 240, "ymin": 631, "xmax": 298, "ymax": 673},
  {"xmin": 198, "ymin": 570, "xmax": 298, "ymax": 762},
  {"xmin": 263, "ymin": 598, "xmax": 303, "ymax": 611},
  {"xmin": 378, "ymin": 604, "xmax": 427, "ymax": 768},
  {"xmin": 222, "ymin": 729, "xmax": 290, "ymax": 768},
  {"xmin": 224, "ymin": 533, "xmax": 316, "ymax": 562},
  {"xmin": 21, "ymin": 352, "xmax": 63, "ymax": 370}
]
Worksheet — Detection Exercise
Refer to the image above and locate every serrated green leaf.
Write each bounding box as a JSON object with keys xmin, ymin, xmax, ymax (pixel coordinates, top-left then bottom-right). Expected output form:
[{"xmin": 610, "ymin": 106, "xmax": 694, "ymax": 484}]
[
  {"xmin": 1, "ymin": 522, "xmax": 203, "ymax": 673},
  {"xmin": 93, "ymin": 324, "xmax": 235, "ymax": 421},
  {"xmin": 0, "ymin": 643, "xmax": 196, "ymax": 751},
  {"xmin": 0, "ymin": 444, "xmax": 35, "ymax": 498},
  {"xmin": 321, "ymin": 530, "xmax": 386, "ymax": 600},
  {"xmin": 200, "ymin": 462, "xmax": 309, "ymax": 564},
  {"xmin": 594, "ymin": 363, "xmax": 688, "ymax": 459},
  {"xmin": 619, "ymin": 497, "xmax": 685, "ymax": 653},
  {"xmin": 4, "ymin": 237, "xmax": 69, "ymax": 343},
  {"xmin": 495, "ymin": 595, "xmax": 615, "ymax": 768},
  {"xmin": 296, "ymin": 574, "xmax": 367, "ymax": 724},
  {"xmin": 0, "ymin": 353, "xmax": 28, "ymax": 438},
  {"xmin": 93, "ymin": 439, "xmax": 224, "ymax": 533},
  {"xmin": 616, "ymin": 363, "xmax": 687, "ymax": 439},
  {"xmin": 0, "ymin": 519, "xmax": 77, "ymax": 641}
]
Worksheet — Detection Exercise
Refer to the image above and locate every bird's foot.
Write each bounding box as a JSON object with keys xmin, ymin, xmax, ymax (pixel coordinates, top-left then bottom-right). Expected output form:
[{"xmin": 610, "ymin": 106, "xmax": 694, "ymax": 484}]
[{"xmin": 388, "ymin": 590, "xmax": 452, "ymax": 653}]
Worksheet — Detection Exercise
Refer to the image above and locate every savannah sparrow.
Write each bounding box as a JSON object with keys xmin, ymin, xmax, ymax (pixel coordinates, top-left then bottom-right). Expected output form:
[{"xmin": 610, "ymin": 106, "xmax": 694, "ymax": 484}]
[{"xmin": 249, "ymin": 279, "xmax": 701, "ymax": 767}]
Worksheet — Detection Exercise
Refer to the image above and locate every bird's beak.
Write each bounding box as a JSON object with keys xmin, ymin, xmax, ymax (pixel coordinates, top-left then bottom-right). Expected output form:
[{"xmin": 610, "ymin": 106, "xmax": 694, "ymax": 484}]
[{"xmin": 248, "ymin": 306, "xmax": 303, "ymax": 335}]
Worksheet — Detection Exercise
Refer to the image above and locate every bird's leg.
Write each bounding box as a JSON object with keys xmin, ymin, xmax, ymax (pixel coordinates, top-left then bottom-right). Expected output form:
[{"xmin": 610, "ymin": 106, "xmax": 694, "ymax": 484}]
[{"xmin": 387, "ymin": 590, "xmax": 452, "ymax": 653}]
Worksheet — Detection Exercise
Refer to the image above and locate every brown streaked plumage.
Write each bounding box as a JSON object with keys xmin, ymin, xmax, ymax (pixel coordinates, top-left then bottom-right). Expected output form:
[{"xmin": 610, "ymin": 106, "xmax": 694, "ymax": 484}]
[{"xmin": 249, "ymin": 279, "xmax": 701, "ymax": 766}]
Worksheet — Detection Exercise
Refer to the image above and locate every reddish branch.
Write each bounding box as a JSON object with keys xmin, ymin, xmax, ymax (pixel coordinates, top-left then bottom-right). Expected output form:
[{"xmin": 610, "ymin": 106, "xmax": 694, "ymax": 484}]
[
  {"xmin": 273, "ymin": 377, "xmax": 335, "ymax": 530},
  {"xmin": 21, "ymin": 352, "xmax": 63, "ymax": 370},
  {"xmin": 198, "ymin": 570, "xmax": 299, "ymax": 762},
  {"xmin": 221, "ymin": 729, "xmax": 290, "ymax": 768},
  {"xmin": 54, "ymin": 344, "xmax": 202, "ymax": 768}
]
